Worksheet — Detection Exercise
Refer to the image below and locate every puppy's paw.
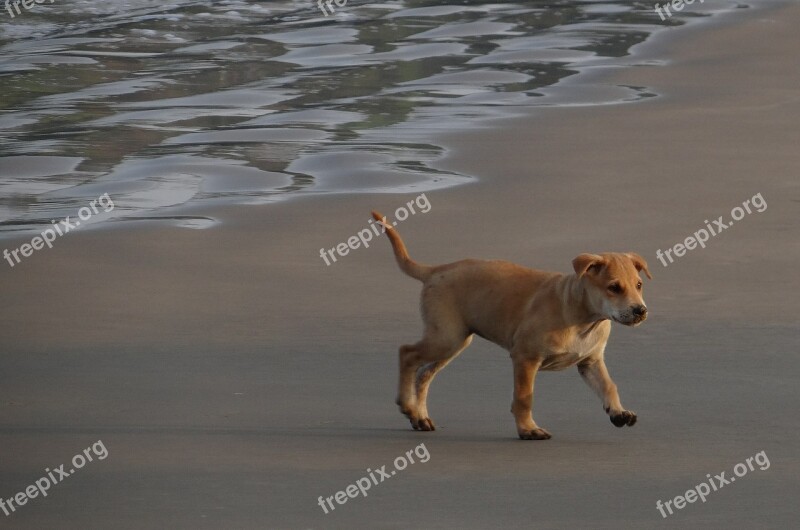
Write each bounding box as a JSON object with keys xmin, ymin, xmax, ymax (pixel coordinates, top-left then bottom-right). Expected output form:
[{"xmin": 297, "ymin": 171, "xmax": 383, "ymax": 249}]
[
  {"xmin": 518, "ymin": 427, "xmax": 552, "ymax": 440},
  {"xmin": 610, "ymin": 410, "xmax": 637, "ymax": 427},
  {"xmin": 412, "ymin": 417, "xmax": 436, "ymax": 431}
]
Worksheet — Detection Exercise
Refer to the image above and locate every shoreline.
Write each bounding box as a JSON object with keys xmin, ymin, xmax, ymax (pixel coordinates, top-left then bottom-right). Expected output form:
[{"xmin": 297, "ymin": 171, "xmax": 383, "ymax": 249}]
[{"xmin": 0, "ymin": 1, "xmax": 777, "ymax": 244}]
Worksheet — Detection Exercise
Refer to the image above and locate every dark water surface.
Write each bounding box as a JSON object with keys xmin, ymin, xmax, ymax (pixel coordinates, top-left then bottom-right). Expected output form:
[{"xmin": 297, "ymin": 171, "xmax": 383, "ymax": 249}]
[{"xmin": 0, "ymin": 0, "xmax": 743, "ymax": 235}]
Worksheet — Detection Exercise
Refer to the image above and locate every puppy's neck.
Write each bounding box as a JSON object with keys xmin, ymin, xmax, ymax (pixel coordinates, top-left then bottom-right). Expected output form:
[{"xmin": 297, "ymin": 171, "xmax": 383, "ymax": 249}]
[{"xmin": 564, "ymin": 274, "xmax": 607, "ymax": 328}]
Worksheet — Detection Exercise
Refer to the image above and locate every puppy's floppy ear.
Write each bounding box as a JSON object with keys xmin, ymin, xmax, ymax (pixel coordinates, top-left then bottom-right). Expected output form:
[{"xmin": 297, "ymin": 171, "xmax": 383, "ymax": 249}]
[
  {"xmin": 572, "ymin": 253, "xmax": 605, "ymax": 278},
  {"xmin": 626, "ymin": 252, "xmax": 652, "ymax": 280}
]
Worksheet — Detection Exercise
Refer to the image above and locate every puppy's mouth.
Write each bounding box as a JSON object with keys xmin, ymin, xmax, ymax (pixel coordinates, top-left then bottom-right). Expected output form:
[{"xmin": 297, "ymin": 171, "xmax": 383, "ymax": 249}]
[{"xmin": 614, "ymin": 315, "xmax": 647, "ymax": 327}]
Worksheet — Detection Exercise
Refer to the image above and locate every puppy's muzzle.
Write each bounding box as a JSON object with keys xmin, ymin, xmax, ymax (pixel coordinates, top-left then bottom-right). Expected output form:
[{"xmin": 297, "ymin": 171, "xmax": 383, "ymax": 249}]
[{"xmin": 619, "ymin": 304, "xmax": 647, "ymax": 326}]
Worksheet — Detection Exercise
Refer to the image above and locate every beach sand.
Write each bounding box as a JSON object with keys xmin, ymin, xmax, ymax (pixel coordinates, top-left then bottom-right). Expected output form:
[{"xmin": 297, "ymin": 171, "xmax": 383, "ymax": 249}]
[{"xmin": 1, "ymin": 3, "xmax": 798, "ymax": 528}]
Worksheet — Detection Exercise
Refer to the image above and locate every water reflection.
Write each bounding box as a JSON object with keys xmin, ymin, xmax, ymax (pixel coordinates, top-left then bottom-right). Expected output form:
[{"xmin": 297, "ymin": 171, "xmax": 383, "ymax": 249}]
[{"xmin": 0, "ymin": 0, "xmax": 735, "ymax": 235}]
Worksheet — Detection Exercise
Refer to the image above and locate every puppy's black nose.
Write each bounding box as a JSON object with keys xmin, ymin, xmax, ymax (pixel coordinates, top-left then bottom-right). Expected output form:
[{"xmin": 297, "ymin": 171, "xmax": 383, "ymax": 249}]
[{"xmin": 632, "ymin": 305, "xmax": 647, "ymax": 317}]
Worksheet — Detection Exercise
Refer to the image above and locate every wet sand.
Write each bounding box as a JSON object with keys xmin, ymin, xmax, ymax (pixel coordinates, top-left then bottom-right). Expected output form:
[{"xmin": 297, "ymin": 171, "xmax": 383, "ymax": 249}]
[{"xmin": 1, "ymin": 3, "xmax": 799, "ymax": 529}]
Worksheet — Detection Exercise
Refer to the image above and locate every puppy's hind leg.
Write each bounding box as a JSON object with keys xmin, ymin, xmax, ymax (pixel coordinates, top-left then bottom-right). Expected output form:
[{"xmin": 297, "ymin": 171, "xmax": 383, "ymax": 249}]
[
  {"xmin": 414, "ymin": 335, "xmax": 473, "ymax": 431},
  {"xmin": 397, "ymin": 342, "xmax": 422, "ymax": 421},
  {"xmin": 397, "ymin": 331, "xmax": 470, "ymax": 431}
]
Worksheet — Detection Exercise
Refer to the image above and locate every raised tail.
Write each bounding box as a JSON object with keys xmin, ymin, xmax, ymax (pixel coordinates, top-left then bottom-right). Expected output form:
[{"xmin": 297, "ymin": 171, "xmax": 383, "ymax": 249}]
[{"xmin": 371, "ymin": 211, "xmax": 432, "ymax": 281}]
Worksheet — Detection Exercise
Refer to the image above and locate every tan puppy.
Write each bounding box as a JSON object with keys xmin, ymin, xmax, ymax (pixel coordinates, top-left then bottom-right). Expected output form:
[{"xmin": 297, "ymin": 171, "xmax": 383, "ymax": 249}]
[{"xmin": 372, "ymin": 211, "xmax": 651, "ymax": 440}]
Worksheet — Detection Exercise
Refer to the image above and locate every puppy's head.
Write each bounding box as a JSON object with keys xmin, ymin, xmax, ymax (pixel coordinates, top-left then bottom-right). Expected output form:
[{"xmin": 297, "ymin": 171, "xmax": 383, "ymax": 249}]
[{"xmin": 572, "ymin": 252, "xmax": 651, "ymax": 326}]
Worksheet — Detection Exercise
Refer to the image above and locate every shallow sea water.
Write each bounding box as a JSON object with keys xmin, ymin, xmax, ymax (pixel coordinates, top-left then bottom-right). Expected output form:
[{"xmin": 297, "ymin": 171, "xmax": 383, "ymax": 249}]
[{"xmin": 0, "ymin": 0, "xmax": 744, "ymax": 235}]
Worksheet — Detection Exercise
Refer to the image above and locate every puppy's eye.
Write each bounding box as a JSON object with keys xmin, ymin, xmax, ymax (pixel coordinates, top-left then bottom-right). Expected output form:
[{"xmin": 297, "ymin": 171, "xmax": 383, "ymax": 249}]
[
  {"xmin": 636, "ymin": 281, "xmax": 643, "ymax": 290},
  {"xmin": 608, "ymin": 283, "xmax": 623, "ymax": 294}
]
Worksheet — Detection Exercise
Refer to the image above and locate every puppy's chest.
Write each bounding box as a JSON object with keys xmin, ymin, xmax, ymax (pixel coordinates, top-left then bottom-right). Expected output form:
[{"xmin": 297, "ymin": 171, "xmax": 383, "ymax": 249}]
[{"xmin": 541, "ymin": 328, "xmax": 607, "ymax": 370}]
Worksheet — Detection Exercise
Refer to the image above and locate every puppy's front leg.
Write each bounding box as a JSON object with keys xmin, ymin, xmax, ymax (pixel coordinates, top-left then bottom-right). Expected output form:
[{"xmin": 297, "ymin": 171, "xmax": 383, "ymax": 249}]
[
  {"xmin": 511, "ymin": 356, "xmax": 551, "ymax": 440},
  {"xmin": 577, "ymin": 357, "xmax": 637, "ymax": 428}
]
